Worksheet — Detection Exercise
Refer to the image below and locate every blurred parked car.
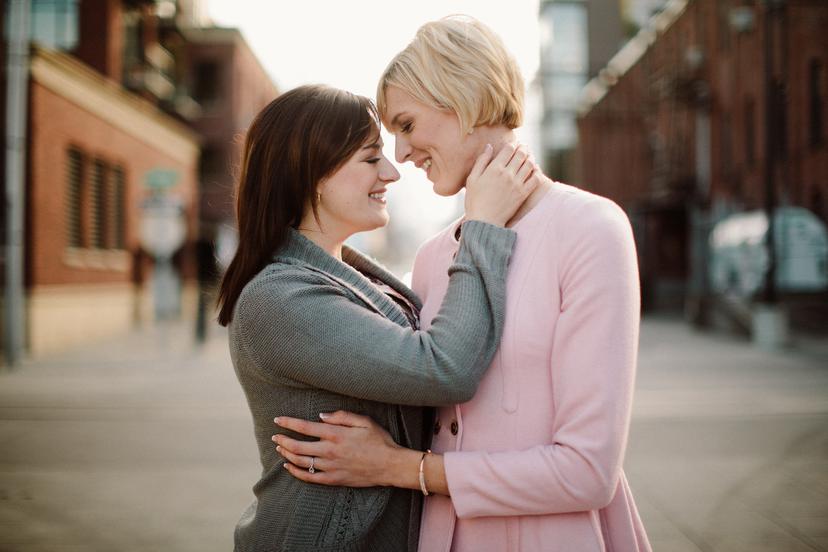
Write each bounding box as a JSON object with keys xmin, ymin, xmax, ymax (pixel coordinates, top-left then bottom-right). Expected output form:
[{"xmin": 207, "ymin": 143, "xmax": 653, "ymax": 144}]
[{"xmin": 709, "ymin": 207, "xmax": 828, "ymax": 297}]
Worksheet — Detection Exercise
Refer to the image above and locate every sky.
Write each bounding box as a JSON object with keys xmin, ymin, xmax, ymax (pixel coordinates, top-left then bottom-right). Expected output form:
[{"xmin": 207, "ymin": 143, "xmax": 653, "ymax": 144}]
[
  {"xmin": 206, "ymin": 0, "xmax": 543, "ymax": 270},
  {"xmin": 205, "ymin": 1, "xmax": 541, "ymax": 98}
]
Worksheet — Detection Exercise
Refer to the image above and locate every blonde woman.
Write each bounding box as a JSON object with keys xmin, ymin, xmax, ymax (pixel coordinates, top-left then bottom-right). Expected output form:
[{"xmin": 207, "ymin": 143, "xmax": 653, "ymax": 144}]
[{"xmin": 275, "ymin": 17, "xmax": 651, "ymax": 552}]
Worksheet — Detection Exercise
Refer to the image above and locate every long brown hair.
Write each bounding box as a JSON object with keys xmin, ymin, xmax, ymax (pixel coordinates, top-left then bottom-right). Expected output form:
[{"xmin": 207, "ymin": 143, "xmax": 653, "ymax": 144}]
[{"xmin": 217, "ymin": 85, "xmax": 380, "ymax": 326}]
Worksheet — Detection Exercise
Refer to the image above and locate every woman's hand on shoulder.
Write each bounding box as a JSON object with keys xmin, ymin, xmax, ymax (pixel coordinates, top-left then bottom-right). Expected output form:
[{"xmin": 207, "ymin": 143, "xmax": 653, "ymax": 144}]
[
  {"xmin": 464, "ymin": 142, "xmax": 540, "ymax": 227},
  {"xmin": 274, "ymin": 411, "xmax": 407, "ymax": 488}
]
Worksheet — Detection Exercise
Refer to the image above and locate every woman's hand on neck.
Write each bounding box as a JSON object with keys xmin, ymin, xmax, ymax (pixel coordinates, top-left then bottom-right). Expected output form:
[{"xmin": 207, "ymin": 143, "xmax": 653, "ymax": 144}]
[{"xmin": 474, "ymin": 128, "xmax": 552, "ymax": 227}]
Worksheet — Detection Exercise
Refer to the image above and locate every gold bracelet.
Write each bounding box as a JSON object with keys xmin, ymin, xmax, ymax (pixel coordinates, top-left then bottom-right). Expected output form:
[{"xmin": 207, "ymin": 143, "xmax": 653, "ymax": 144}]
[{"xmin": 418, "ymin": 449, "xmax": 432, "ymax": 496}]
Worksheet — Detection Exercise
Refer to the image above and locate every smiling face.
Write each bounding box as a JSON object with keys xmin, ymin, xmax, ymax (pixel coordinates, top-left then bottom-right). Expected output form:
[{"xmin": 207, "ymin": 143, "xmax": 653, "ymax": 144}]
[
  {"xmin": 314, "ymin": 133, "xmax": 400, "ymax": 239},
  {"xmin": 382, "ymin": 86, "xmax": 484, "ymax": 197}
]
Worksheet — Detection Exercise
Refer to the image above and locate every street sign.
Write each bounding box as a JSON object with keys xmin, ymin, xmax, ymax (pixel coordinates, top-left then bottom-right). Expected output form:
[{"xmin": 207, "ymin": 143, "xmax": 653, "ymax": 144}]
[
  {"xmin": 144, "ymin": 168, "xmax": 180, "ymax": 190},
  {"xmin": 139, "ymin": 195, "xmax": 186, "ymax": 259}
]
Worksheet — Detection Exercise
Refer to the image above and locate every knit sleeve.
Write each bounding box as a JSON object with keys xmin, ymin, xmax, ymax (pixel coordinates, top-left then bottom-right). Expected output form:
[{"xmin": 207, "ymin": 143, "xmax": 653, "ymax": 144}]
[{"xmin": 234, "ymin": 220, "xmax": 515, "ymax": 407}]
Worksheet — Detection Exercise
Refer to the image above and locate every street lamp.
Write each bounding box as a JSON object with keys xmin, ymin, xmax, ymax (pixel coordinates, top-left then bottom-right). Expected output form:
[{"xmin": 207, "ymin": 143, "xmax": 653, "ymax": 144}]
[
  {"xmin": 726, "ymin": 1, "xmax": 788, "ymax": 348},
  {"xmin": 139, "ymin": 170, "xmax": 187, "ymax": 322}
]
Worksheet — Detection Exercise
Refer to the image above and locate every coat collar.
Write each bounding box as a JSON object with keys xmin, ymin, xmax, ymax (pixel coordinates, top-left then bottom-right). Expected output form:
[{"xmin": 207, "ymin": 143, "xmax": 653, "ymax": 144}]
[{"xmin": 275, "ymin": 228, "xmax": 422, "ymax": 328}]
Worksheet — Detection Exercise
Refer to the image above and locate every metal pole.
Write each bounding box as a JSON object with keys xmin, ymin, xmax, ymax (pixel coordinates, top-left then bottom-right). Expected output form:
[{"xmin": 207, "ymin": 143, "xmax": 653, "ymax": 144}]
[
  {"xmin": 762, "ymin": 0, "xmax": 778, "ymax": 305},
  {"xmin": 752, "ymin": 0, "xmax": 789, "ymax": 350},
  {"xmin": 4, "ymin": 0, "xmax": 31, "ymax": 366},
  {"xmin": 689, "ymin": 102, "xmax": 711, "ymax": 327}
]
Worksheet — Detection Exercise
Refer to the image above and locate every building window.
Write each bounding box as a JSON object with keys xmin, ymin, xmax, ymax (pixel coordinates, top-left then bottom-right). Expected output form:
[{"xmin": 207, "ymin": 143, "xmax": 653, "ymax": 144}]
[
  {"xmin": 811, "ymin": 59, "xmax": 824, "ymax": 148},
  {"xmin": 745, "ymin": 97, "xmax": 756, "ymax": 167},
  {"xmin": 199, "ymin": 145, "xmax": 226, "ymax": 183},
  {"xmin": 539, "ymin": 1, "xmax": 588, "ymax": 154},
  {"xmin": 774, "ymin": 80, "xmax": 787, "ymax": 160},
  {"xmin": 63, "ymin": 147, "xmax": 129, "ymax": 271},
  {"xmin": 64, "ymin": 148, "xmax": 125, "ymax": 252},
  {"xmin": 122, "ymin": 10, "xmax": 143, "ymax": 87},
  {"xmin": 29, "ymin": 0, "xmax": 78, "ymax": 50},
  {"xmin": 721, "ymin": 112, "xmax": 733, "ymax": 176},
  {"xmin": 65, "ymin": 147, "xmax": 84, "ymax": 247},
  {"xmin": 112, "ymin": 166, "xmax": 127, "ymax": 249},
  {"xmin": 91, "ymin": 159, "xmax": 108, "ymax": 249},
  {"xmin": 194, "ymin": 60, "xmax": 221, "ymax": 106},
  {"xmin": 717, "ymin": 3, "xmax": 731, "ymax": 53}
]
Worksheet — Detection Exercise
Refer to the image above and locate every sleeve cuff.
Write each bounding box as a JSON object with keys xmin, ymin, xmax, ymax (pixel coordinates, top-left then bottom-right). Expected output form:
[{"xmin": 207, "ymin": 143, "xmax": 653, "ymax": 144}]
[
  {"xmin": 443, "ymin": 451, "xmax": 477, "ymax": 519},
  {"xmin": 452, "ymin": 220, "xmax": 516, "ymax": 272}
]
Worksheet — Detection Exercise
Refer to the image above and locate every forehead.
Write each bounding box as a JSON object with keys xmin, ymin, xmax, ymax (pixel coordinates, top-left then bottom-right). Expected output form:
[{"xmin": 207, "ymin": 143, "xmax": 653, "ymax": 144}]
[
  {"xmin": 365, "ymin": 124, "xmax": 382, "ymax": 144},
  {"xmin": 382, "ymin": 86, "xmax": 428, "ymax": 127},
  {"xmin": 384, "ymin": 85, "xmax": 418, "ymax": 107}
]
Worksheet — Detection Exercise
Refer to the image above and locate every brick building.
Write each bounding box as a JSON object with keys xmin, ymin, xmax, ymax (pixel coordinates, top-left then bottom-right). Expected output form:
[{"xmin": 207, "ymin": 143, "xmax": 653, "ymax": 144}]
[
  {"xmin": 26, "ymin": 46, "xmax": 199, "ymax": 354},
  {"xmin": 576, "ymin": 0, "xmax": 828, "ymax": 312},
  {"xmin": 0, "ymin": 0, "xmax": 277, "ymax": 357},
  {"xmin": 183, "ymin": 27, "xmax": 279, "ymax": 239}
]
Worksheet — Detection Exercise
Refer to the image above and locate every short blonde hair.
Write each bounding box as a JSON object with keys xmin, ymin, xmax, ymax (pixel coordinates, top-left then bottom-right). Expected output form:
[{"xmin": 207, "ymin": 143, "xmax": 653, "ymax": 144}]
[{"xmin": 377, "ymin": 15, "xmax": 524, "ymax": 135}]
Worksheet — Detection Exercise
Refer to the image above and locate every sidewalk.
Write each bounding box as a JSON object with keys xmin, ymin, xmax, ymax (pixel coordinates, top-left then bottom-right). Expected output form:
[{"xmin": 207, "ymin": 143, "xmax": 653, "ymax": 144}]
[
  {"xmin": 0, "ymin": 322, "xmax": 258, "ymax": 552},
  {"xmin": 0, "ymin": 318, "xmax": 826, "ymax": 551},
  {"xmin": 627, "ymin": 317, "xmax": 828, "ymax": 552}
]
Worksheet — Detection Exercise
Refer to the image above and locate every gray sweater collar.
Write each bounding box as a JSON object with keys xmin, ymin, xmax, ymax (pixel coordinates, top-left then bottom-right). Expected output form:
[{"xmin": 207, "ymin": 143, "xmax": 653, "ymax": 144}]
[{"xmin": 275, "ymin": 228, "xmax": 422, "ymax": 326}]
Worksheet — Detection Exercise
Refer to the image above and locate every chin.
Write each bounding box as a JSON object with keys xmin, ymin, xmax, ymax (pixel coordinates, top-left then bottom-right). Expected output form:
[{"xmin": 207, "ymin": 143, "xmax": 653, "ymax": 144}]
[
  {"xmin": 349, "ymin": 215, "xmax": 389, "ymax": 236},
  {"xmin": 431, "ymin": 178, "xmax": 465, "ymax": 197},
  {"xmin": 369, "ymin": 214, "xmax": 390, "ymax": 230}
]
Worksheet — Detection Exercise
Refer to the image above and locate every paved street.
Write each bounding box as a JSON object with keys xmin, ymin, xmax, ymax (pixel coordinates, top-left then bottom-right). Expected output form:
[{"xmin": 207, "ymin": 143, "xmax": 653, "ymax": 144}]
[
  {"xmin": 0, "ymin": 323, "xmax": 257, "ymax": 552},
  {"xmin": 0, "ymin": 318, "xmax": 826, "ymax": 551},
  {"xmin": 627, "ymin": 320, "xmax": 828, "ymax": 552}
]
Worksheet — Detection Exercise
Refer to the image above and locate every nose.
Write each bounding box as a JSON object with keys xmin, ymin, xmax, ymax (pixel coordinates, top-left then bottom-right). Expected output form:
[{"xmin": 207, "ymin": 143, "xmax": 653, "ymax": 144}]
[
  {"xmin": 379, "ymin": 157, "xmax": 400, "ymax": 183},
  {"xmin": 394, "ymin": 134, "xmax": 412, "ymax": 164}
]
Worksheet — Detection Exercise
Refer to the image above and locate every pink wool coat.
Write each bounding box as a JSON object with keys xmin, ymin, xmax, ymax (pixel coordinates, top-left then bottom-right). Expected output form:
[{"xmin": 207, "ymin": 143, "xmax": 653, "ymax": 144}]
[{"xmin": 412, "ymin": 184, "xmax": 651, "ymax": 552}]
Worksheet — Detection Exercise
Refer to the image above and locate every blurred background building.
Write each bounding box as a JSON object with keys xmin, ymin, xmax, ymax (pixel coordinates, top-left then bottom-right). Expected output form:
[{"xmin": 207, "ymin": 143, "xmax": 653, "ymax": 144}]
[
  {"xmin": 1, "ymin": 0, "xmax": 277, "ymax": 360},
  {"xmin": 544, "ymin": 0, "xmax": 827, "ymax": 345},
  {"xmin": 538, "ymin": 0, "xmax": 627, "ymax": 182},
  {"xmin": 184, "ymin": 25, "xmax": 277, "ymax": 257},
  {"xmin": 3, "ymin": 0, "xmax": 826, "ymax": 361}
]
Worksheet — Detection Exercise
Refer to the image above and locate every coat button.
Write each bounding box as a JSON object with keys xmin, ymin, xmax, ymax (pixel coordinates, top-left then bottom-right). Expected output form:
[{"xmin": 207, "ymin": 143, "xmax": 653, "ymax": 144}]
[
  {"xmin": 433, "ymin": 419, "xmax": 441, "ymax": 435},
  {"xmin": 450, "ymin": 420, "xmax": 459, "ymax": 435}
]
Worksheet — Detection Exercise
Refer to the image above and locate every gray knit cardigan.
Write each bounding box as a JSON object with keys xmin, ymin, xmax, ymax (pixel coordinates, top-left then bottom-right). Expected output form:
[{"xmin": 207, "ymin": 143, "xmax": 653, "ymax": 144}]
[{"xmin": 229, "ymin": 221, "xmax": 515, "ymax": 552}]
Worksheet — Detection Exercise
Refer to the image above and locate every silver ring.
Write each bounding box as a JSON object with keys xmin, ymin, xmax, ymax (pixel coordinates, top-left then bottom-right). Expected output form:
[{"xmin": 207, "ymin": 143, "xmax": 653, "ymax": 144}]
[{"xmin": 308, "ymin": 456, "xmax": 316, "ymax": 474}]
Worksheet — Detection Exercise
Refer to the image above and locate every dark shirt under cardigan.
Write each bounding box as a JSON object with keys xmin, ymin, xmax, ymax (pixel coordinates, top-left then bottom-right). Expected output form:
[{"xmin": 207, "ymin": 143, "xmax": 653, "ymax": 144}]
[{"xmin": 228, "ymin": 221, "xmax": 516, "ymax": 552}]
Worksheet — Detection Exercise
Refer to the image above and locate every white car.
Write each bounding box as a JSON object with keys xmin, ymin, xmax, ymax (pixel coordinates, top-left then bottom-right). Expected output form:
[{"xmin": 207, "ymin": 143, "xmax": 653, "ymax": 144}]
[{"xmin": 709, "ymin": 207, "xmax": 828, "ymax": 296}]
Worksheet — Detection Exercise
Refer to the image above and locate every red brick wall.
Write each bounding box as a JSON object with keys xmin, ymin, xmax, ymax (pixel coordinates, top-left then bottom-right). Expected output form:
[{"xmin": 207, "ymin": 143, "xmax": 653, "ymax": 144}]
[
  {"xmin": 186, "ymin": 32, "xmax": 278, "ymax": 224},
  {"xmin": 576, "ymin": 60, "xmax": 653, "ymax": 204},
  {"xmin": 231, "ymin": 38, "xmax": 279, "ymax": 132},
  {"xmin": 786, "ymin": 4, "xmax": 828, "ymax": 220},
  {"xmin": 74, "ymin": 0, "xmax": 124, "ymax": 82},
  {"xmin": 28, "ymin": 80, "xmax": 198, "ymax": 287},
  {"xmin": 578, "ymin": 0, "xmax": 828, "ymax": 217},
  {"xmin": 577, "ymin": 0, "xmax": 828, "ymax": 310},
  {"xmin": 186, "ymin": 41, "xmax": 236, "ymax": 223}
]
